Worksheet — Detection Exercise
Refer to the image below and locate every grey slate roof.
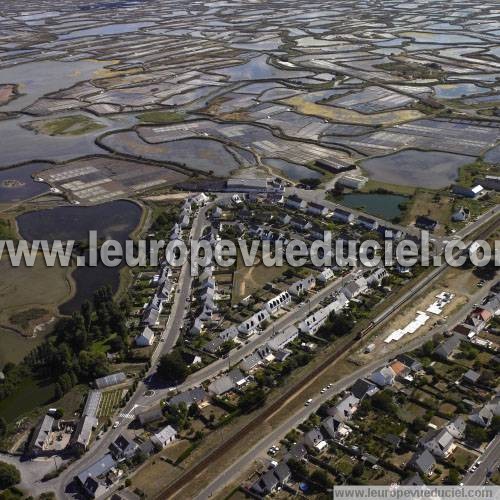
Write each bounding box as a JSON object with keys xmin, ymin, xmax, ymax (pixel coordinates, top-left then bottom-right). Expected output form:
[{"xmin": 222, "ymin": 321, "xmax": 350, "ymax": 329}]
[
  {"xmin": 169, "ymin": 387, "xmax": 209, "ymax": 408},
  {"xmin": 409, "ymin": 449, "xmax": 436, "ymax": 475},
  {"xmin": 76, "ymin": 453, "xmax": 116, "ymax": 485}
]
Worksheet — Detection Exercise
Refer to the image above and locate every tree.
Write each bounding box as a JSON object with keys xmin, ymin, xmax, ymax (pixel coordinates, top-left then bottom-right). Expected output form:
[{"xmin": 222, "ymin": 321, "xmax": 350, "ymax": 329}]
[
  {"xmin": 371, "ymin": 390, "xmax": 396, "ymax": 414},
  {"xmin": 109, "ymin": 335, "xmax": 125, "ymax": 353},
  {"xmin": 491, "ymin": 415, "xmax": 500, "ymax": 435},
  {"xmin": 0, "ymin": 417, "xmax": 6, "ymax": 438},
  {"xmin": 411, "ymin": 417, "xmax": 427, "ymax": 433},
  {"xmin": 288, "ymin": 458, "xmax": 308, "ymax": 478},
  {"xmin": 479, "ymin": 370, "xmax": 494, "ymax": 387},
  {"xmin": 77, "ymin": 351, "xmax": 109, "ymax": 381},
  {"xmin": 446, "ymin": 468, "xmax": 460, "ymax": 485},
  {"xmin": 465, "ymin": 423, "xmax": 488, "ymax": 445},
  {"xmin": 0, "ymin": 461, "xmax": 20, "ymax": 490},
  {"xmin": 157, "ymin": 351, "xmax": 188, "ymax": 384},
  {"xmin": 421, "ymin": 340, "xmax": 434, "ymax": 357},
  {"xmin": 238, "ymin": 388, "xmax": 266, "ymax": 413},
  {"xmin": 352, "ymin": 462, "xmax": 365, "ymax": 478},
  {"xmin": 168, "ymin": 402, "xmax": 189, "ymax": 429},
  {"xmin": 311, "ymin": 469, "xmax": 333, "ymax": 490}
]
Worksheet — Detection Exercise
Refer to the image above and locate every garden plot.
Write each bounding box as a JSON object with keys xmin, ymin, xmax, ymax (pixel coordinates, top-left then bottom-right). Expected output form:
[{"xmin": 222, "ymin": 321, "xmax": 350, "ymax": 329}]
[{"xmin": 97, "ymin": 389, "xmax": 125, "ymax": 418}]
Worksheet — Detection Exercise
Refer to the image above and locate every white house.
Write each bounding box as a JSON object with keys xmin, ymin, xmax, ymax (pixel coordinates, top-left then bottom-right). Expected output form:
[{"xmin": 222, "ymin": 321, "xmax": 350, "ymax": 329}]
[
  {"xmin": 327, "ymin": 394, "xmax": 360, "ymax": 422},
  {"xmin": 318, "ymin": 268, "xmax": 334, "ymax": 283},
  {"xmin": 341, "ymin": 277, "xmax": 368, "ymax": 299},
  {"xmin": 268, "ymin": 325, "xmax": 299, "ymax": 351},
  {"xmin": 157, "ymin": 279, "xmax": 174, "ymax": 302},
  {"xmin": 265, "ymin": 291, "xmax": 291, "ymax": 314},
  {"xmin": 179, "ymin": 214, "xmax": 190, "ymax": 229},
  {"xmin": 445, "ymin": 416, "xmax": 466, "ymax": 439},
  {"xmin": 190, "ymin": 193, "xmax": 209, "ymax": 206},
  {"xmin": 307, "ymin": 202, "xmax": 328, "ymax": 217},
  {"xmin": 304, "ymin": 428, "xmax": 327, "ymax": 453},
  {"xmin": 135, "ymin": 326, "xmax": 155, "ymax": 347},
  {"xmin": 357, "ymin": 215, "xmax": 378, "ymax": 231},
  {"xmin": 191, "ymin": 317, "xmax": 204, "ymax": 336},
  {"xmin": 421, "ymin": 428, "xmax": 456, "ymax": 458},
  {"xmin": 298, "ymin": 307, "xmax": 330, "ymax": 335},
  {"xmin": 199, "ymin": 266, "xmax": 213, "ymax": 282},
  {"xmin": 170, "ymin": 223, "xmax": 182, "ymax": 241},
  {"xmin": 181, "ymin": 200, "xmax": 192, "ymax": 214},
  {"xmin": 151, "ymin": 425, "xmax": 177, "ymax": 449},
  {"xmin": 218, "ymin": 326, "xmax": 239, "ymax": 342},
  {"xmin": 285, "ymin": 194, "xmax": 307, "ymax": 210},
  {"xmin": 332, "ymin": 208, "xmax": 355, "ymax": 224},
  {"xmin": 238, "ymin": 309, "xmax": 270, "ymax": 338},
  {"xmin": 367, "ymin": 268, "xmax": 389, "ymax": 287},
  {"xmin": 298, "ymin": 294, "xmax": 348, "ymax": 334},
  {"xmin": 289, "ymin": 275, "xmax": 316, "ymax": 297}
]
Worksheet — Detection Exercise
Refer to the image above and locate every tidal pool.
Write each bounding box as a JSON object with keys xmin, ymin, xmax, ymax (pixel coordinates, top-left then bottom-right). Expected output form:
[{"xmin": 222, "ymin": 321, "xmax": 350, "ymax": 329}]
[
  {"xmin": 484, "ymin": 145, "xmax": 500, "ymax": 164},
  {"xmin": 215, "ymin": 54, "xmax": 313, "ymax": 81},
  {"xmin": 0, "ymin": 59, "xmax": 110, "ymax": 112},
  {"xmin": 400, "ymin": 31, "xmax": 484, "ymax": 45},
  {"xmin": 433, "ymin": 83, "xmax": 490, "ymax": 99},
  {"xmin": 0, "ymin": 162, "xmax": 50, "ymax": 203},
  {"xmin": 360, "ymin": 149, "xmax": 473, "ymax": 189},
  {"xmin": 59, "ymin": 22, "xmax": 155, "ymax": 40},
  {"xmin": 339, "ymin": 193, "xmax": 409, "ymax": 220},
  {"xmin": 17, "ymin": 200, "xmax": 142, "ymax": 314},
  {"xmin": 102, "ymin": 132, "xmax": 240, "ymax": 176},
  {"xmin": 0, "ymin": 115, "xmax": 107, "ymax": 167},
  {"xmin": 265, "ymin": 158, "xmax": 322, "ymax": 181}
]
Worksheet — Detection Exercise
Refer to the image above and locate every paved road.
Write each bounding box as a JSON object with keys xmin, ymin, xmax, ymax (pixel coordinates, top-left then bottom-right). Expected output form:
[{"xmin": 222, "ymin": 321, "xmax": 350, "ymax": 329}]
[
  {"xmin": 154, "ymin": 203, "xmax": 212, "ymax": 360},
  {"xmin": 194, "ymin": 284, "xmax": 498, "ymax": 500},
  {"xmin": 464, "ymin": 434, "xmax": 500, "ymax": 486}
]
